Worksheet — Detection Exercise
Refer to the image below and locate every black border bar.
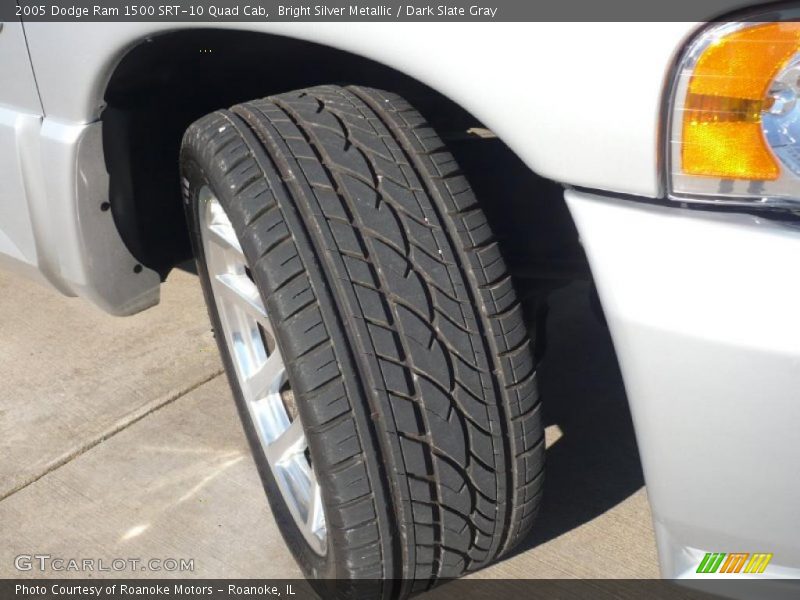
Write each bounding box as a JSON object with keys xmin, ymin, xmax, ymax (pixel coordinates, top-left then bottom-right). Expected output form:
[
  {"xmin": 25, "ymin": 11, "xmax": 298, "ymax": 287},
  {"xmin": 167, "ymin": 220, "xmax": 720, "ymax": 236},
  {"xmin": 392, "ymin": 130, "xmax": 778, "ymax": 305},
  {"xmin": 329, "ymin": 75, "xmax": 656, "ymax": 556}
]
[{"xmin": 0, "ymin": 0, "xmax": 784, "ymax": 22}]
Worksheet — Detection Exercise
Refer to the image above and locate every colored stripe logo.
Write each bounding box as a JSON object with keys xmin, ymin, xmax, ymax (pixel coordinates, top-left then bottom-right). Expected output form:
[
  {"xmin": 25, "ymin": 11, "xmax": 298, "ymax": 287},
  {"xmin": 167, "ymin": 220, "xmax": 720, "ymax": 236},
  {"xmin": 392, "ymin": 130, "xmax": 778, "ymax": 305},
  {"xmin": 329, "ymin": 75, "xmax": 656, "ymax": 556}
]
[{"xmin": 697, "ymin": 552, "xmax": 773, "ymax": 574}]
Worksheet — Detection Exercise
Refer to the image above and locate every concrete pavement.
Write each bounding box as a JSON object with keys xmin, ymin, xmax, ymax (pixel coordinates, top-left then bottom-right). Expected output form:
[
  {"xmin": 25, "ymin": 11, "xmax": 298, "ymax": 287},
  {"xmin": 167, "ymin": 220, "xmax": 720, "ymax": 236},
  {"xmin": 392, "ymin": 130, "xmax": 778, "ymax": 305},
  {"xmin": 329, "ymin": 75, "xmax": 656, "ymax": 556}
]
[
  {"xmin": 0, "ymin": 268, "xmax": 223, "ymax": 501},
  {"xmin": 0, "ymin": 267, "xmax": 658, "ymax": 579}
]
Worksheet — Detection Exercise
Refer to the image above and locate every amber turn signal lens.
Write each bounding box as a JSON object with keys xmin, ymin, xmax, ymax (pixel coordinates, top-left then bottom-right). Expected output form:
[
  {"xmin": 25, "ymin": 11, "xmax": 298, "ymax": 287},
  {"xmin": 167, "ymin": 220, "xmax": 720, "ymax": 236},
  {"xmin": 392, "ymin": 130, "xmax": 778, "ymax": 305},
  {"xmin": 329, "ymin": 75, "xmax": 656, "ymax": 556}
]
[{"xmin": 681, "ymin": 22, "xmax": 800, "ymax": 180}]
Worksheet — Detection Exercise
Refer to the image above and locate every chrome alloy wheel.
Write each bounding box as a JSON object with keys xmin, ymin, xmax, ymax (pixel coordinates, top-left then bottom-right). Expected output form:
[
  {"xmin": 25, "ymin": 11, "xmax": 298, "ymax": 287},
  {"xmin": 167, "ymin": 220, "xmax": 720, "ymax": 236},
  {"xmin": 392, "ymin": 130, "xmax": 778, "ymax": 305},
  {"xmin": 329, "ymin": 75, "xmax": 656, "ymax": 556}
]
[{"xmin": 199, "ymin": 186, "xmax": 327, "ymax": 555}]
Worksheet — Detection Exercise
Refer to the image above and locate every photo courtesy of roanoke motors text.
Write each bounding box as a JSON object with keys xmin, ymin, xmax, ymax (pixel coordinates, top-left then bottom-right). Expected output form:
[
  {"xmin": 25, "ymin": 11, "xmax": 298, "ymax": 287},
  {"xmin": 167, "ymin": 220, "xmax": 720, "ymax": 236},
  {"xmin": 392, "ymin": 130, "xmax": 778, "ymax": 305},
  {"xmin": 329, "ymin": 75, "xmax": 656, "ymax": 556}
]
[{"xmin": 1, "ymin": 0, "xmax": 799, "ymax": 599}]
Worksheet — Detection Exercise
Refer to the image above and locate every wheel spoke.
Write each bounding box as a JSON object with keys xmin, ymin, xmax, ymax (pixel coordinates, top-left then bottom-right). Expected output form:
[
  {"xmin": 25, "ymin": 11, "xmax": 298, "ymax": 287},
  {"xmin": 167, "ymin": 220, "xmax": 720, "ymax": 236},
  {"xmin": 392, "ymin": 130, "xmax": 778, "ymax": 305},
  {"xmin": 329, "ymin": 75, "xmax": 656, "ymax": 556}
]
[
  {"xmin": 205, "ymin": 198, "xmax": 244, "ymax": 256},
  {"xmin": 212, "ymin": 273, "xmax": 267, "ymax": 322},
  {"xmin": 306, "ymin": 480, "xmax": 325, "ymax": 536},
  {"xmin": 244, "ymin": 348, "xmax": 284, "ymax": 402},
  {"xmin": 267, "ymin": 418, "xmax": 306, "ymax": 466},
  {"xmin": 209, "ymin": 224, "xmax": 243, "ymax": 255}
]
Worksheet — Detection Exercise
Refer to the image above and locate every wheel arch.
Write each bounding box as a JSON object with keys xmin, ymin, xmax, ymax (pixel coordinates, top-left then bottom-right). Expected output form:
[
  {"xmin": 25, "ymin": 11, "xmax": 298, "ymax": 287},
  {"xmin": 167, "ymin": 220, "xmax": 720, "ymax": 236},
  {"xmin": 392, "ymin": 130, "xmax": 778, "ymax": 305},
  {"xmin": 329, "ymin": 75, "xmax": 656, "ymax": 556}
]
[
  {"xmin": 47, "ymin": 24, "xmax": 581, "ymax": 312},
  {"xmin": 100, "ymin": 27, "xmax": 513, "ymax": 275}
]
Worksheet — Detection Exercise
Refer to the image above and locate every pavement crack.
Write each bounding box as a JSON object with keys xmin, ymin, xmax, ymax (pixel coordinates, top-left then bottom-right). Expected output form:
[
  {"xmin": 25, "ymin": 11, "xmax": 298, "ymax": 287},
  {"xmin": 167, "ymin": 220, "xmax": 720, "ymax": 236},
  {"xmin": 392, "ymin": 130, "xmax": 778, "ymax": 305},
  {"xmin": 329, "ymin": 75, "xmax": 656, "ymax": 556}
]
[{"xmin": 0, "ymin": 369, "xmax": 225, "ymax": 502}]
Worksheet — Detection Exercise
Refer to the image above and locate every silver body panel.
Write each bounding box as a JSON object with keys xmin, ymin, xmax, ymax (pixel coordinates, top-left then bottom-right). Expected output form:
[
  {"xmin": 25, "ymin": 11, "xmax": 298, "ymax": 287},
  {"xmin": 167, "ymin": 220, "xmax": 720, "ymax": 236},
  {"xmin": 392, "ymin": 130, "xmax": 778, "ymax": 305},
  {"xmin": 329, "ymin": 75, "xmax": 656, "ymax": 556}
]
[{"xmin": 567, "ymin": 189, "xmax": 800, "ymax": 582}]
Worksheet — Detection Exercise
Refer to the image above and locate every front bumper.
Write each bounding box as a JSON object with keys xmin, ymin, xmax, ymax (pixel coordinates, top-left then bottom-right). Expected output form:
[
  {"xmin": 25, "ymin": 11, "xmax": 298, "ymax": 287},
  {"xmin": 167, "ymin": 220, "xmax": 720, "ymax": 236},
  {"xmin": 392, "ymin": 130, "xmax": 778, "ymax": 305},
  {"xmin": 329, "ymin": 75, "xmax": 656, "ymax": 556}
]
[{"xmin": 565, "ymin": 190, "xmax": 800, "ymax": 584}]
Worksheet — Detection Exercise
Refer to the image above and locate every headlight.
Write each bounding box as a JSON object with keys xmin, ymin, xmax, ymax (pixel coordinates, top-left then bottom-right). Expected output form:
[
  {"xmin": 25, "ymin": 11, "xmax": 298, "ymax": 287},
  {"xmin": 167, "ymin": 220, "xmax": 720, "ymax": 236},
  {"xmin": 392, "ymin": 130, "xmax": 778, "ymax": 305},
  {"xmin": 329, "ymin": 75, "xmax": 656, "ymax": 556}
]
[{"xmin": 669, "ymin": 16, "xmax": 800, "ymax": 208}]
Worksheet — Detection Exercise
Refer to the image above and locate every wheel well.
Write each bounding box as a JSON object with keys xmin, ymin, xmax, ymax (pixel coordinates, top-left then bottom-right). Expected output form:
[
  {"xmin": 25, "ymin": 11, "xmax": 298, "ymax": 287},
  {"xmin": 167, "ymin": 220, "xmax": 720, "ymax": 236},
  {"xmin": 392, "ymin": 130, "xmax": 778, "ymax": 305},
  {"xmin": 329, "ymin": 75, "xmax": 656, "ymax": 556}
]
[{"xmin": 102, "ymin": 28, "xmax": 583, "ymax": 283}]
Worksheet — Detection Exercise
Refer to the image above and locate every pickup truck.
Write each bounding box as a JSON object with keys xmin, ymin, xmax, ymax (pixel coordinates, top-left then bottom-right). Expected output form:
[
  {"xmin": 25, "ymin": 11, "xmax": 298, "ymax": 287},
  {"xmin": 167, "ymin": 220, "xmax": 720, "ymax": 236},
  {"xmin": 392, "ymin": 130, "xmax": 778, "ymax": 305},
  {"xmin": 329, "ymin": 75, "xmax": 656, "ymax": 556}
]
[{"xmin": 1, "ymin": 5, "xmax": 799, "ymax": 596}]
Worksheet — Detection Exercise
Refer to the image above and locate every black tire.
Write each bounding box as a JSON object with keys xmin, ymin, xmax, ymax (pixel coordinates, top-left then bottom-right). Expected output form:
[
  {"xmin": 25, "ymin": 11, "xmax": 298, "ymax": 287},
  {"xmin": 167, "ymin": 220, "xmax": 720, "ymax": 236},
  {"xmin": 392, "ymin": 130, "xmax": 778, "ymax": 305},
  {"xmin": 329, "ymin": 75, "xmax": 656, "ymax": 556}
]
[{"xmin": 181, "ymin": 85, "xmax": 543, "ymax": 595}]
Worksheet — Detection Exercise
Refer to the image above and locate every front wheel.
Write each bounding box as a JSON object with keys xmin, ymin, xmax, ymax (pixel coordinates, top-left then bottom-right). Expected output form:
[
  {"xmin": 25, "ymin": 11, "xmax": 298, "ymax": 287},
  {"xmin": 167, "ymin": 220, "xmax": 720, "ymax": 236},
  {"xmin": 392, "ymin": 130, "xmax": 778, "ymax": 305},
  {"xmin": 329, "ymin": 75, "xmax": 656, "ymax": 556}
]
[{"xmin": 181, "ymin": 85, "xmax": 543, "ymax": 596}]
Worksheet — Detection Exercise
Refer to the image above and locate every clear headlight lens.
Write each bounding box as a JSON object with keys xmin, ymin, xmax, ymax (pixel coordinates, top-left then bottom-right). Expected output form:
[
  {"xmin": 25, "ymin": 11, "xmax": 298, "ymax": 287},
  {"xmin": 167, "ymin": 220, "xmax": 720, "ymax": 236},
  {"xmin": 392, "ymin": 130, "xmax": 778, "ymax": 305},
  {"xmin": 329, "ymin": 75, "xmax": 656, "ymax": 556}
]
[{"xmin": 669, "ymin": 18, "xmax": 800, "ymax": 208}]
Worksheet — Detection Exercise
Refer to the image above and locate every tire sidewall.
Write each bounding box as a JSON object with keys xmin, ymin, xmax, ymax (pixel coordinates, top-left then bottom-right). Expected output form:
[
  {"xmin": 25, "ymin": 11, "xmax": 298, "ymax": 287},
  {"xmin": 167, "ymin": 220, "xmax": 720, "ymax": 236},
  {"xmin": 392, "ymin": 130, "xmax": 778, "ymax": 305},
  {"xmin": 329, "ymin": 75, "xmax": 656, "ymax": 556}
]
[{"xmin": 181, "ymin": 155, "xmax": 339, "ymax": 585}]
